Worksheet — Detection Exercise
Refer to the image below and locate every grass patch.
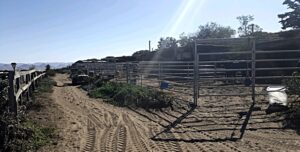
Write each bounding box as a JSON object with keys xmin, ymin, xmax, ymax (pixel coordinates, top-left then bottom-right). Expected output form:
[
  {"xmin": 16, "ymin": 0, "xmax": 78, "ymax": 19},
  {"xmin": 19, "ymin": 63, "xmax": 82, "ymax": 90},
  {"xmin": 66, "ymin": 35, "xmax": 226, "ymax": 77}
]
[
  {"xmin": 46, "ymin": 69, "xmax": 56, "ymax": 77},
  {"xmin": 1, "ymin": 118, "xmax": 55, "ymax": 152},
  {"xmin": 37, "ymin": 77, "xmax": 57, "ymax": 93},
  {"xmin": 89, "ymin": 82, "xmax": 173, "ymax": 109},
  {"xmin": 23, "ymin": 120, "xmax": 55, "ymax": 151}
]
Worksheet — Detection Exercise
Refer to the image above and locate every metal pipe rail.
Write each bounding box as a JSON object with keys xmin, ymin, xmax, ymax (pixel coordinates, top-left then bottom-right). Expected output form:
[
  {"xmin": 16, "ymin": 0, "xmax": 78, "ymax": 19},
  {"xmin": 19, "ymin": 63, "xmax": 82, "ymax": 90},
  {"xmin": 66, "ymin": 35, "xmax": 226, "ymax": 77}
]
[
  {"xmin": 139, "ymin": 65, "xmax": 194, "ymax": 68},
  {"xmin": 139, "ymin": 68, "xmax": 194, "ymax": 72},
  {"xmin": 198, "ymin": 75, "xmax": 300, "ymax": 81},
  {"xmin": 197, "ymin": 67, "xmax": 300, "ymax": 72},
  {"xmin": 139, "ymin": 61, "xmax": 194, "ymax": 64},
  {"xmin": 256, "ymin": 50, "xmax": 300, "ymax": 54},
  {"xmin": 198, "ymin": 93, "xmax": 267, "ymax": 97},
  {"xmin": 197, "ymin": 51, "xmax": 251, "ymax": 56},
  {"xmin": 197, "ymin": 49, "xmax": 300, "ymax": 56},
  {"xmin": 198, "ymin": 58, "xmax": 300, "ymax": 64}
]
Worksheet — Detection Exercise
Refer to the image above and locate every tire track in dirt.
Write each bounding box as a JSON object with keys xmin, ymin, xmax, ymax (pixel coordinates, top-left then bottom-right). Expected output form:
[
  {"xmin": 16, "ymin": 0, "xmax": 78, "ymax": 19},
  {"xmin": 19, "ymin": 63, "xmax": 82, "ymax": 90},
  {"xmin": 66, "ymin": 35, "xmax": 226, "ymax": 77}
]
[
  {"xmin": 112, "ymin": 125, "xmax": 127, "ymax": 152},
  {"xmin": 122, "ymin": 114, "xmax": 150, "ymax": 152},
  {"xmin": 82, "ymin": 119, "xmax": 96, "ymax": 152},
  {"xmin": 99, "ymin": 126, "xmax": 115, "ymax": 152},
  {"xmin": 88, "ymin": 113, "xmax": 106, "ymax": 129}
]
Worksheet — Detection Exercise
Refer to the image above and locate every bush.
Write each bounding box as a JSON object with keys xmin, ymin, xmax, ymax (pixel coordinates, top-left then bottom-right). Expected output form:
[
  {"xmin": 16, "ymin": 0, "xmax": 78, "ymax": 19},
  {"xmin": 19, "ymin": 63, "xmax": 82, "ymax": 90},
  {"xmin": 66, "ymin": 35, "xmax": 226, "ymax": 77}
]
[
  {"xmin": 46, "ymin": 70, "xmax": 56, "ymax": 77},
  {"xmin": 23, "ymin": 121, "xmax": 55, "ymax": 150},
  {"xmin": 284, "ymin": 72, "xmax": 300, "ymax": 95},
  {"xmin": 0, "ymin": 79, "xmax": 9, "ymax": 150},
  {"xmin": 38, "ymin": 78, "xmax": 57, "ymax": 93},
  {"xmin": 89, "ymin": 82, "xmax": 173, "ymax": 109},
  {"xmin": 0, "ymin": 79, "xmax": 8, "ymax": 114},
  {"xmin": 283, "ymin": 72, "xmax": 300, "ymax": 133},
  {"xmin": 54, "ymin": 68, "xmax": 70, "ymax": 74}
]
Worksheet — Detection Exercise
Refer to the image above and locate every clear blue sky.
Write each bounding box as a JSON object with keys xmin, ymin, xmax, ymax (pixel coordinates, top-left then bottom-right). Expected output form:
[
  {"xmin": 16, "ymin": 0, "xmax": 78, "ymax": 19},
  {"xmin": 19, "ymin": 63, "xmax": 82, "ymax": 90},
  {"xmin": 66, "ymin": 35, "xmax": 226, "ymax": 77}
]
[{"xmin": 0, "ymin": 0, "xmax": 287, "ymax": 63}]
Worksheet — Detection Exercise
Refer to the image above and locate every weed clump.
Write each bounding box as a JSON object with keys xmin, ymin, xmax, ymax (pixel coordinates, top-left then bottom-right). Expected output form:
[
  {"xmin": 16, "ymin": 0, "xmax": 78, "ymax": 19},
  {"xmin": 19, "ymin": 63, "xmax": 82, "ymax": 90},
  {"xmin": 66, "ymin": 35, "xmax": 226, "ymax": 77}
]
[
  {"xmin": 23, "ymin": 121, "xmax": 55, "ymax": 150},
  {"xmin": 89, "ymin": 82, "xmax": 173, "ymax": 109},
  {"xmin": 283, "ymin": 72, "xmax": 300, "ymax": 133},
  {"xmin": 38, "ymin": 78, "xmax": 57, "ymax": 93}
]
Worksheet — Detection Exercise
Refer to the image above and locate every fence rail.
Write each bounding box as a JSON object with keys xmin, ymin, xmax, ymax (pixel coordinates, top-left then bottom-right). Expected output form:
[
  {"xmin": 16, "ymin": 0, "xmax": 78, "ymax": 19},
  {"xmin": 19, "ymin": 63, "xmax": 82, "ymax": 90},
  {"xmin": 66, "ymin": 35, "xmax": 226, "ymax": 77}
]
[{"xmin": 8, "ymin": 70, "xmax": 45, "ymax": 115}]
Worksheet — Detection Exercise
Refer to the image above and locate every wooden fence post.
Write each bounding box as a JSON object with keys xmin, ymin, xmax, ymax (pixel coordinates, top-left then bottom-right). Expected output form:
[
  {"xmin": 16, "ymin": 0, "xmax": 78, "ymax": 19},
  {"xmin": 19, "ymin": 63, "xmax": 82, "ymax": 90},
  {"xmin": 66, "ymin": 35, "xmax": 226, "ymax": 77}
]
[
  {"xmin": 35, "ymin": 72, "xmax": 38, "ymax": 87},
  {"xmin": 8, "ymin": 71, "xmax": 17, "ymax": 115},
  {"xmin": 26, "ymin": 74, "xmax": 30, "ymax": 101},
  {"xmin": 16, "ymin": 77, "xmax": 22, "ymax": 105},
  {"xmin": 31, "ymin": 73, "xmax": 35, "ymax": 91}
]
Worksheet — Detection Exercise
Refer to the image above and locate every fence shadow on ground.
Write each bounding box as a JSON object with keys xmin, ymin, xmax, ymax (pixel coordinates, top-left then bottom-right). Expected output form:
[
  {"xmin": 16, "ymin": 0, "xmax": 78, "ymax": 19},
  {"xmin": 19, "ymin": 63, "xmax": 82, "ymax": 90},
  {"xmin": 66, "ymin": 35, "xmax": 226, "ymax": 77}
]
[
  {"xmin": 148, "ymin": 101, "xmax": 285, "ymax": 143},
  {"xmin": 127, "ymin": 99, "xmax": 286, "ymax": 143},
  {"xmin": 149, "ymin": 105, "xmax": 240, "ymax": 142}
]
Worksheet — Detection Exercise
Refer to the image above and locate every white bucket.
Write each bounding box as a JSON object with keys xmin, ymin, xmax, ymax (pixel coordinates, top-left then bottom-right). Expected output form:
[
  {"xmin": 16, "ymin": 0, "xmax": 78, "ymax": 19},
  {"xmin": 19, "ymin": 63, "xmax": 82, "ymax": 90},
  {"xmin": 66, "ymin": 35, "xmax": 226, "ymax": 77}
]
[{"xmin": 266, "ymin": 86, "xmax": 288, "ymax": 106}]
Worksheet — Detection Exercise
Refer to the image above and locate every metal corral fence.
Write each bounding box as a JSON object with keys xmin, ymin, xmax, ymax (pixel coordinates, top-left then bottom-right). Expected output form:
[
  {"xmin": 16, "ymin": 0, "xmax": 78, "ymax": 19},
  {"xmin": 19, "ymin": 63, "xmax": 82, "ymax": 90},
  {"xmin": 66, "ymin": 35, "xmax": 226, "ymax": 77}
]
[
  {"xmin": 115, "ymin": 61, "xmax": 195, "ymax": 103},
  {"xmin": 112, "ymin": 37, "xmax": 300, "ymax": 138},
  {"xmin": 194, "ymin": 37, "xmax": 300, "ymax": 138},
  {"xmin": 113, "ymin": 37, "xmax": 300, "ymax": 106}
]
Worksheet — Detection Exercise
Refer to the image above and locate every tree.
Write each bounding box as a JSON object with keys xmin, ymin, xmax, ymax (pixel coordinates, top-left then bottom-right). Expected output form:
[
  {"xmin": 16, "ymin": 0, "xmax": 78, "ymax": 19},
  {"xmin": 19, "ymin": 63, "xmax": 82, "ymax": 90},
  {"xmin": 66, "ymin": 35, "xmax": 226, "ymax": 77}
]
[
  {"xmin": 196, "ymin": 22, "xmax": 236, "ymax": 39},
  {"xmin": 278, "ymin": 0, "xmax": 300, "ymax": 29},
  {"xmin": 178, "ymin": 33, "xmax": 196, "ymax": 47},
  {"xmin": 157, "ymin": 37, "xmax": 177, "ymax": 49},
  {"xmin": 132, "ymin": 50, "xmax": 154, "ymax": 61},
  {"xmin": 45, "ymin": 64, "xmax": 51, "ymax": 71},
  {"xmin": 237, "ymin": 15, "xmax": 263, "ymax": 36}
]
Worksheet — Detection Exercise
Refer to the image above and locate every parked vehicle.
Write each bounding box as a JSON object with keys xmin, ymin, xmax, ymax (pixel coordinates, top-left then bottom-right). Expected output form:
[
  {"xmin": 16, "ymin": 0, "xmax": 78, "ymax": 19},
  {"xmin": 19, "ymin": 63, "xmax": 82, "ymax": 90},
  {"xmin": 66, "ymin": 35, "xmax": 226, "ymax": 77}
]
[{"xmin": 72, "ymin": 74, "xmax": 90, "ymax": 85}]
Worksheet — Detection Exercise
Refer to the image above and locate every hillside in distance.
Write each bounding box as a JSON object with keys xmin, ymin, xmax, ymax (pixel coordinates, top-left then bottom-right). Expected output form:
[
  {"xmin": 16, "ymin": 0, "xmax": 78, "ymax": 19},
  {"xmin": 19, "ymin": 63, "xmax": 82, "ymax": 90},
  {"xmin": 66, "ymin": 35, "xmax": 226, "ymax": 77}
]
[{"xmin": 0, "ymin": 62, "xmax": 72, "ymax": 71}]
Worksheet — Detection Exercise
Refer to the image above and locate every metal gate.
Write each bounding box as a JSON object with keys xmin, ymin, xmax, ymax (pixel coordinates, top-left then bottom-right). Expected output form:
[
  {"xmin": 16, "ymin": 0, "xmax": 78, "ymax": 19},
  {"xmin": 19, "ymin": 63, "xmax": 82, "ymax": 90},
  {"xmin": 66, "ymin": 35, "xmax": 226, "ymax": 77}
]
[
  {"xmin": 194, "ymin": 38, "xmax": 256, "ymax": 105},
  {"xmin": 193, "ymin": 37, "xmax": 300, "ymax": 138}
]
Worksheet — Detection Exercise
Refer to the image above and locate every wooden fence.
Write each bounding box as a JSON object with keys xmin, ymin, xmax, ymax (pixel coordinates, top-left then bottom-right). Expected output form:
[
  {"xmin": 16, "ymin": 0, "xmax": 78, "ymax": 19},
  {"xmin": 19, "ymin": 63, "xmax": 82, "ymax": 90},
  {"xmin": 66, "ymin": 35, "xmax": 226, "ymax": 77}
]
[{"xmin": 8, "ymin": 70, "xmax": 45, "ymax": 115}]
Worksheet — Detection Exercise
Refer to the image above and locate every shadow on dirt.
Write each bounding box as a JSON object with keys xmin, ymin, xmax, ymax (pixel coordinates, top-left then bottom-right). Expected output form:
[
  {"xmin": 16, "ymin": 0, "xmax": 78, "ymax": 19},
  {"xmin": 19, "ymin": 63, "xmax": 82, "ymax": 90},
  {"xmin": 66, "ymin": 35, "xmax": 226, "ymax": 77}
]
[
  {"xmin": 149, "ymin": 105, "xmax": 242, "ymax": 142},
  {"xmin": 141, "ymin": 101, "xmax": 288, "ymax": 143}
]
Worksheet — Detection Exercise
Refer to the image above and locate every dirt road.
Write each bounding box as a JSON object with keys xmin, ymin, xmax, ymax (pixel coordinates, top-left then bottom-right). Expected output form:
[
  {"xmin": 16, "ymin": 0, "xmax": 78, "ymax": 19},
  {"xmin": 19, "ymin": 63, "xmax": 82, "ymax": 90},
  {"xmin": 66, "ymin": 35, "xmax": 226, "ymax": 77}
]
[{"xmin": 51, "ymin": 74, "xmax": 300, "ymax": 152}]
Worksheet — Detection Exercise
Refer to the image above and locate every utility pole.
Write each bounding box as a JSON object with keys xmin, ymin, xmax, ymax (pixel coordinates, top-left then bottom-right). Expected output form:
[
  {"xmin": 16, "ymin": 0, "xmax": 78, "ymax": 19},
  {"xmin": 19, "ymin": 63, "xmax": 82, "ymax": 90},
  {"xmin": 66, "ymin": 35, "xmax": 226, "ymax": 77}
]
[
  {"xmin": 251, "ymin": 24, "xmax": 254, "ymax": 35},
  {"xmin": 149, "ymin": 40, "xmax": 151, "ymax": 52}
]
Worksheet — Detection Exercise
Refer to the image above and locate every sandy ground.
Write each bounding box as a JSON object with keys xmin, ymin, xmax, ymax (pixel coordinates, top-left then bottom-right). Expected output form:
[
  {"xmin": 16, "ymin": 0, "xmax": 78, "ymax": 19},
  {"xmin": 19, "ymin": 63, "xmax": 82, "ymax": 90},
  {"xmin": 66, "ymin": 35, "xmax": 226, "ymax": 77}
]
[{"xmin": 47, "ymin": 74, "xmax": 300, "ymax": 152}]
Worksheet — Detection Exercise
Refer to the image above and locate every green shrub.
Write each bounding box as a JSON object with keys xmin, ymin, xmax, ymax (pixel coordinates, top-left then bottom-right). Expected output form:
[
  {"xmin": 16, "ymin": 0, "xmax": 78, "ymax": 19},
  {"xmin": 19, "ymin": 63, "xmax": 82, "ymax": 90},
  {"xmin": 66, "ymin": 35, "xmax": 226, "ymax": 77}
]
[
  {"xmin": 0, "ymin": 79, "xmax": 8, "ymax": 114},
  {"xmin": 23, "ymin": 121, "xmax": 55, "ymax": 151},
  {"xmin": 283, "ymin": 72, "xmax": 300, "ymax": 133},
  {"xmin": 38, "ymin": 78, "xmax": 57, "ymax": 93},
  {"xmin": 89, "ymin": 82, "xmax": 173, "ymax": 109},
  {"xmin": 54, "ymin": 68, "xmax": 70, "ymax": 74},
  {"xmin": 284, "ymin": 72, "xmax": 300, "ymax": 95},
  {"xmin": 46, "ymin": 70, "xmax": 56, "ymax": 77}
]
